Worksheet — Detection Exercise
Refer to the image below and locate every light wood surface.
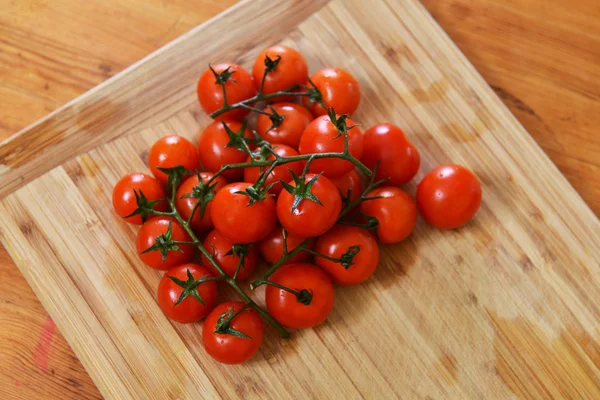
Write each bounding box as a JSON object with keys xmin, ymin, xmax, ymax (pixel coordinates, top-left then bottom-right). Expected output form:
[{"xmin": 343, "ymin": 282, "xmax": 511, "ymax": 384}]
[{"xmin": 1, "ymin": 0, "xmax": 599, "ymax": 398}]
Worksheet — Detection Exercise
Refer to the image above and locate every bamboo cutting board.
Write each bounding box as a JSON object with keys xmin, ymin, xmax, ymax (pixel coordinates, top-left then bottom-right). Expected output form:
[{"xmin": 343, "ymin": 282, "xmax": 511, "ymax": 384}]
[{"xmin": 1, "ymin": 0, "xmax": 600, "ymax": 398}]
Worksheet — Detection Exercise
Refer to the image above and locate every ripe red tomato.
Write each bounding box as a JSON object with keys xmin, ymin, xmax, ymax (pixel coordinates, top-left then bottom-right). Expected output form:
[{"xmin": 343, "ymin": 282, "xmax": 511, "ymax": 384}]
[
  {"xmin": 157, "ymin": 264, "xmax": 217, "ymax": 323},
  {"xmin": 330, "ymin": 169, "xmax": 362, "ymax": 203},
  {"xmin": 299, "ymin": 114, "xmax": 363, "ymax": 178},
  {"xmin": 315, "ymin": 225, "xmax": 379, "ymax": 285},
  {"xmin": 176, "ymin": 172, "xmax": 228, "ymax": 232},
  {"xmin": 136, "ymin": 217, "xmax": 195, "ymax": 270},
  {"xmin": 258, "ymin": 225, "xmax": 315, "ymax": 264},
  {"xmin": 243, "ymin": 144, "xmax": 303, "ymax": 195},
  {"xmin": 305, "ymin": 68, "xmax": 360, "ymax": 116},
  {"xmin": 256, "ymin": 102, "xmax": 312, "ymax": 149},
  {"xmin": 201, "ymin": 229, "xmax": 259, "ymax": 281},
  {"xmin": 277, "ymin": 173, "xmax": 342, "ymax": 237},
  {"xmin": 148, "ymin": 136, "xmax": 199, "ymax": 187},
  {"xmin": 359, "ymin": 187, "xmax": 417, "ymax": 244},
  {"xmin": 203, "ymin": 301, "xmax": 264, "ymax": 364},
  {"xmin": 211, "ymin": 182, "xmax": 277, "ymax": 243},
  {"xmin": 112, "ymin": 173, "xmax": 166, "ymax": 224},
  {"xmin": 265, "ymin": 263, "xmax": 334, "ymax": 329},
  {"xmin": 416, "ymin": 164, "xmax": 482, "ymax": 229},
  {"xmin": 197, "ymin": 63, "xmax": 256, "ymax": 121},
  {"xmin": 252, "ymin": 46, "xmax": 308, "ymax": 99},
  {"xmin": 198, "ymin": 120, "xmax": 254, "ymax": 180},
  {"xmin": 362, "ymin": 123, "xmax": 420, "ymax": 186}
]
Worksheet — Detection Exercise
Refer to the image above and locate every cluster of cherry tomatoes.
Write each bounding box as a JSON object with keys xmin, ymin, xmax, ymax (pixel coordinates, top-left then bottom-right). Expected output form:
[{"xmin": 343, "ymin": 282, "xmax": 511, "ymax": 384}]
[{"xmin": 112, "ymin": 45, "xmax": 482, "ymax": 364}]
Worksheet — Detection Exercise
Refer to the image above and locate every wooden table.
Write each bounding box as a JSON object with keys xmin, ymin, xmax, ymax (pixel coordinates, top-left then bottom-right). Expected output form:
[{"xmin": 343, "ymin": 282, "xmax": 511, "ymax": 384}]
[{"xmin": 0, "ymin": 0, "xmax": 598, "ymax": 398}]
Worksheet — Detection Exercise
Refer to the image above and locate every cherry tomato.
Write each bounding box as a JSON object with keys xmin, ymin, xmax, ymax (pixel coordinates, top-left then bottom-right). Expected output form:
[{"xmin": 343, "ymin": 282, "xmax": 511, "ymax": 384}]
[
  {"xmin": 362, "ymin": 123, "xmax": 420, "ymax": 186},
  {"xmin": 306, "ymin": 68, "xmax": 360, "ymax": 116},
  {"xmin": 256, "ymin": 102, "xmax": 313, "ymax": 149},
  {"xmin": 416, "ymin": 164, "xmax": 482, "ymax": 229},
  {"xmin": 258, "ymin": 225, "xmax": 315, "ymax": 264},
  {"xmin": 198, "ymin": 120, "xmax": 254, "ymax": 180},
  {"xmin": 136, "ymin": 217, "xmax": 195, "ymax": 270},
  {"xmin": 315, "ymin": 225, "xmax": 379, "ymax": 285},
  {"xmin": 359, "ymin": 187, "xmax": 417, "ymax": 244},
  {"xmin": 330, "ymin": 169, "xmax": 362, "ymax": 203},
  {"xmin": 277, "ymin": 173, "xmax": 342, "ymax": 237},
  {"xmin": 175, "ymin": 173, "xmax": 228, "ymax": 232},
  {"xmin": 157, "ymin": 264, "xmax": 217, "ymax": 323},
  {"xmin": 299, "ymin": 114, "xmax": 363, "ymax": 178},
  {"xmin": 211, "ymin": 182, "xmax": 277, "ymax": 243},
  {"xmin": 265, "ymin": 263, "xmax": 334, "ymax": 329},
  {"xmin": 252, "ymin": 45, "xmax": 308, "ymax": 100},
  {"xmin": 197, "ymin": 63, "xmax": 256, "ymax": 121},
  {"xmin": 203, "ymin": 301, "xmax": 264, "ymax": 364},
  {"xmin": 112, "ymin": 173, "xmax": 166, "ymax": 224},
  {"xmin": 243, "ymin": 144, "xmax": 303, "ymax": 195},
  {"xmin": 201, "ymin": 229, "xmax": 259, "ymax": 281},
  {"xmin": 148, "ymin": 136, "xmax": 199, "ymax": 187}
]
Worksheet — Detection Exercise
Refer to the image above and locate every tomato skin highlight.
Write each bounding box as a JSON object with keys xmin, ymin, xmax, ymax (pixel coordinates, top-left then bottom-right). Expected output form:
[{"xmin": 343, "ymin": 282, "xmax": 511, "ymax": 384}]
[
  {"xmin": 276, "ymin": 173, "xmax": 342, "ymax": 238},
  {"xmin": 252, "ymin": 46, "xmax": 308, "ymax": 101},
  {"xmin": 198, "ymin": 119, "xmax": 254, "ymax": 181},
  {"xmin": 112, "ymin": 173, "xmax": 166, "ymax": 225},
  {"xmin": 201, "ymin": 229, "xmax": 259, "ymax": 281},
  {"xmin": 416, "ymin": 164, "xmax": 482, "ymax": 229},
  {"xmin": 211, "ymin": 182, "xmax": 277, "ymax": 244},
  {"xmin": 175, "ymin": 172, "xmax": 228, "ymax": 232},
  {"xmin": 360, "ymin": 187, "xmax": 417, "ymax": 244},
  {"xmin": 136, "ymin": 217, "xmax": 195, "ymax": 270},
  {"xmin": 330, "ymin": 169, "xmax": 363, "ymax": 203},
  {"xmin": 197, "ymin": 63, "xmax": 256, "ymax": 121},
  {"xmin": 203, "ymin": 301, "xmax": 264, "ymax": 364},
  {"xmin": 256, "ymin": 102, "xmax": 313, "ymax": 149},
  {"xmin": 315, "ymin": 225, "xmax": 379, "ymax": 285},
  {"xmin": 306, "ymin": 67, "xmax": 360, "ymax": 116},
  {"xmin": 157, "ymin": 264, "xmax": 217, "ymax": 323},
  {"xmin": 148, "ymin": 136, "xmax": 199, "ymax": 187},
  {"xmin": 258, "ymin": 225, "xmax": 315, "ymax": 264},
  {"xmin": 265, "ymin": 263, "xmax": 335, "ymax": 329},
  {"xmin": 362, "ymin": 123, "xmax": 420, "ymax": 186},
  {"xmin": 243, "ymin": 144, "xmax": 303, "ymax": 195},
  {"xmin": 299, "ymin": 114, "xmax": 363, "ymax": 178}
]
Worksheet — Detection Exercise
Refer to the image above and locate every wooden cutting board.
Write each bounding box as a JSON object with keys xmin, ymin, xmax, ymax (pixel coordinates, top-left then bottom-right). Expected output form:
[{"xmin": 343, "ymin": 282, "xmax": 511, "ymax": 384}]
[{"xmin": 1, "ymin": 0, "xmax": 599, "ymax": 398}]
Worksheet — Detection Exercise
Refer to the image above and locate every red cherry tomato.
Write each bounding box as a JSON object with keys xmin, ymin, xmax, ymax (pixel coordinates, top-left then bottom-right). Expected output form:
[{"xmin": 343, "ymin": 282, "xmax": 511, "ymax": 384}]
[
  {"xmin": 197, "ymin": 63, "xmax": 256, "ymax": 121},
  {"xmin": 201, "ymin": 229, "xmax": 259, "ymax": 281},
  {"xmin": 362, "ymin": 123, "xmax": 420, "ymax": 186},
  {"xmin": 277, "ymin": 173, "xmax": 342, "ymax": 237},
  {"xmin": 265, "ymin": 263, "xmax": 335, "ymax": 329},
  {"xmin": 258, "ymin": 225, "xmax": 315, "ymax": 264},
  {"xmin": 175, "ymin": 173, "xmax": 228, "ymax": 232},
  {"xmin": 299, "ymin": 114, "xmax": 363, "ymax": 178},
  {"xmin": 211, "ymin": 182, "xmax": 277, "ymax": 243},
  {"xmin": 148, "ymin": 136, "xmax": 199, "ymax": 187},
  {"xmin": 157, "ymin": 264, "xmax": 217, "ymax": 323},
  {"xmin": 203, "ymin": 301, "xmax": 264, "ymax": 364},
  {"xmin": 416, "ymin": 164, "xmax": 482, "ymax": 229},
  {"xmin": 306, "ymin": 68, "xmax": 360, "ymax": 116},
  {"xmin": 112, "ymin": 173, "xmax": 166, "ymax": 224},
  {"xmin": 136, "ymin": 217, "xmax": 195, "ymax": 270},
  {"xmin": 329, "ymin": 169, "xmax": 363, "ymax": 203},
  {"xmin": 359, "ymin": 187, "xmax": 417, "ymax": 244},
  {"xmin": 256, "ymin": 102, "xmax": 313, "ymax": 149},
  {"xmin": 198, "ymin": 120, "xmax": 254, "ymax": 181},
  {"xmin": 243, "ymin": 144, "xmax": 303, "ymax": 195},
  {"xmin": 252, "ymin": 45, "xmax": 308, "ymax": 100},
  {"xmin": 315, "ymin": 225, "xmax": 379, "ymax": 285}
]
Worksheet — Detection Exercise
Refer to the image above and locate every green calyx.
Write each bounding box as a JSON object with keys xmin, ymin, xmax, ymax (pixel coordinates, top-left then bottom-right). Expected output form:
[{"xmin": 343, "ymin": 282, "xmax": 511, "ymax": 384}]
[
  {"xmin": 236, "ymin": 183, "xmax": 271, "ymax": 206},
  {"xmin": 168, "ymin": 268, "xmax": 210, "ymax": 306},
  {"xmin": 225, "ymin": 243, "xmax": 252, "ymax": 258},
  {"xmin": 304, "ymin": 77, "xmax": 326, "ymax": 109},
  {"xmin": 215, "ymin": 305, "xmax": 251, "ymax": 339},
  {"xmin": 181, "ymin": 173, "xmax": 220, "ymax": 220},
  {"xmin": 340, "ymin": 245, "xmax": 361, "ymax": 269},
  {"xmin": 124, "ymin": 189, "xmax": 165, "ymax": 223},
  {"xmin": 327, "ymin": 107, "xmax": 357, "ymax": 139},
  {"xmin": 280, "ymin": 170, "xmax": 323, "ymax": 213},
  {"xmin": 210, "ymin": 64, "xmax": 237, "ymax": 85},
  {"xmin": 223, "ymin": 120, "xmax": 254, "ymax": 152},
  {"xmin": 296, "ymin": 289, "xmax": 313, "ymax": 305},
  {"xmin": 263, "ymin": 55, "xmax": 281, "ymax": 74},
  {"xmin": 140, "ymin": 221, "xmax": 183, "ymax": 261},
  {"xmin": 157, "ymin": 165, "xmax": 192, "ymax": 189}
]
